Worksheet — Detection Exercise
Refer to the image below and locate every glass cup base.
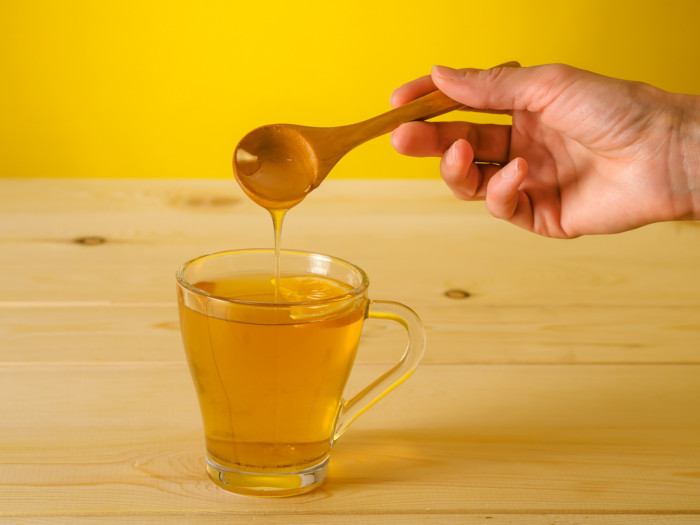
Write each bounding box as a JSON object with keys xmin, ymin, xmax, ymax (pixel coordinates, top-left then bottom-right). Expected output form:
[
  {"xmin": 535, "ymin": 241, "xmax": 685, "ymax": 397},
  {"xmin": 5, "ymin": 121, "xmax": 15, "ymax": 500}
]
[{"xmin": 206, "ymin": 456, "xmax": 329, "ymax": 497}]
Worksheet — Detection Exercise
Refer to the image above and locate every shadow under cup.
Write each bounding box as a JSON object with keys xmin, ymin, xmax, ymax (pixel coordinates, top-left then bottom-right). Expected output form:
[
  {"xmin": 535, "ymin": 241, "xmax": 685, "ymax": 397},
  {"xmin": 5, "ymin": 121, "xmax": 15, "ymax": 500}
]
[{"xmin": 176, "ymin": 249, "xmax": 425, "ymax": 497}]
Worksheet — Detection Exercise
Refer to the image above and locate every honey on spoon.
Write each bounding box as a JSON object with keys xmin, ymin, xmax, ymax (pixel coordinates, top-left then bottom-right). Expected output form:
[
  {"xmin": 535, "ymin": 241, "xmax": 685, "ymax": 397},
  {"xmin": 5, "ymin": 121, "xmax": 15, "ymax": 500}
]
[{"xmin": 232, "ymin": 62, "xmax": 518, "ymax": 295}]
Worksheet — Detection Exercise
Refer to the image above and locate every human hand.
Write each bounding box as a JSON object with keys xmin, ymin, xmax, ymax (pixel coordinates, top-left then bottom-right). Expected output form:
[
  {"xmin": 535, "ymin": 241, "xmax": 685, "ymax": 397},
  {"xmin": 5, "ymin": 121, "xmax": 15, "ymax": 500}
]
[{"xmin": 391, "ymin": 64, "xmax": 700, "ymax": 237}]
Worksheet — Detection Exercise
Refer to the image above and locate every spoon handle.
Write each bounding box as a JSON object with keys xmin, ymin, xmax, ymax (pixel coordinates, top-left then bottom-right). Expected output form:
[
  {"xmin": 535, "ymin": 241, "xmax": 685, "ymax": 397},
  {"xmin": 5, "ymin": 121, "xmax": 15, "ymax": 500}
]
[
  {"xmin": 337, "ymin": 90, "xmax": 462, "ymax": 150},
  {"xmin": 380, "ymin": 89, "xmax": 464, "ymax": 127}
]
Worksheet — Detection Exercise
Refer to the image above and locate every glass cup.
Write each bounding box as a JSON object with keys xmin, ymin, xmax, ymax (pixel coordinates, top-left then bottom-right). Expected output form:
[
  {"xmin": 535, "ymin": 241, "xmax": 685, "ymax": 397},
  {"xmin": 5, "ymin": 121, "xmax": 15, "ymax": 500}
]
[{"xmin": 176, "ymin": 249, "xmax": 425, "ymax": 496}]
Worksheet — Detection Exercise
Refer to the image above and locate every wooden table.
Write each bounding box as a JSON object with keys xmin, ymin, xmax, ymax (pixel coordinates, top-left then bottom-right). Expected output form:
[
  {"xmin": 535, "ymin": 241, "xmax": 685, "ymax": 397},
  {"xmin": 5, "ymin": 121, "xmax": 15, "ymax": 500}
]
[{"xmin": 2, "ymin": 178, "xmax": 700, "ymax": 524}]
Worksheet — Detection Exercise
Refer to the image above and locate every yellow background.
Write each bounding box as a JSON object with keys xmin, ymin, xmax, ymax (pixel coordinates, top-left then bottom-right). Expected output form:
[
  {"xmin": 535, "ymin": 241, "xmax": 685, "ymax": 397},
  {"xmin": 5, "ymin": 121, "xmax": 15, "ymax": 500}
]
[{"xmin": 2, "ymin": 0, "xmax": 699, "ymax": 180}]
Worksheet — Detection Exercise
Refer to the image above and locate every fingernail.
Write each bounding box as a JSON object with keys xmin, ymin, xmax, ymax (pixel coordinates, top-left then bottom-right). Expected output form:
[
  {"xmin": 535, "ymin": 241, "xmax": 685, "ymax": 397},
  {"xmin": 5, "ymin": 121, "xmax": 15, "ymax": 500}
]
[
  {"xmin": 432, "ymin": 65, "xmax": 462, "ymax": 81},
  {"xmin": 501, "ymin": 158, "xmax": 520, "ymax": 180},
  {"xmin": 444, "ymin": 141, "xmax": 458, "ymax": 167},
  {"xmin": 389, "ymin": 91, "xmax": 399, "ymax": 108},
  {"xmin": 390, "ymin": 129, "xmax": 399, "ymax": 148}
]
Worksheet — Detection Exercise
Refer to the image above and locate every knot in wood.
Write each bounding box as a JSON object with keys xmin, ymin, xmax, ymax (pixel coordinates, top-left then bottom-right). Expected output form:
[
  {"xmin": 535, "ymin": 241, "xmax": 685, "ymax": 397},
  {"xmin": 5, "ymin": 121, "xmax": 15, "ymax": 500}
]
[
  {"xmin": 74, "ymin": 236, "xmax": 107, "ymax": 246},
  {"xmin": 444, "ymin": 288, "xmax": 470, "ymax": 299}
]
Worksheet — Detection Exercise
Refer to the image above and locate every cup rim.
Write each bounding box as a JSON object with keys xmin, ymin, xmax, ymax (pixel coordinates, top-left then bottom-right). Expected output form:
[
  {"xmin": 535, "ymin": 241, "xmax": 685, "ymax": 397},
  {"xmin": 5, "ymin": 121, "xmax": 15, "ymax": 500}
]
[{"xmin": 176, "ymin": 248, "xmax": 369, "ymax": 307}]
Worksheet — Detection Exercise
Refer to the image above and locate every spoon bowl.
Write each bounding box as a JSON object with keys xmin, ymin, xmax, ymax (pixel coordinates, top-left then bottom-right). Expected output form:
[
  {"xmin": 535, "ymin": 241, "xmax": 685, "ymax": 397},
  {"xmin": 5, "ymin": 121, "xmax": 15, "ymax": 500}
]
[{"xmin": 234, "ymin": 124, "xmax": 318, "ymax": 210}]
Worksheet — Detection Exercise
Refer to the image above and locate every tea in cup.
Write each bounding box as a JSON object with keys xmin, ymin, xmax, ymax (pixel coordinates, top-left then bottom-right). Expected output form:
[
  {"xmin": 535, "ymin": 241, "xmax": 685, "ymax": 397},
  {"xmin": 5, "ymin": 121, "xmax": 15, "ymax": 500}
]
[{"xmin": 176, "ymin": 248, "xmax": 424, "ymax": 496}]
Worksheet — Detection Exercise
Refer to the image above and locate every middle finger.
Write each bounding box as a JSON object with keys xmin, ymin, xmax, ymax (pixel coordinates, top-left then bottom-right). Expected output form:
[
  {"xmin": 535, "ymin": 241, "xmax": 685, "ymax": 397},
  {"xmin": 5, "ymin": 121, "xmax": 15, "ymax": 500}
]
[{"xmin": 392, "ymin": 120, "xmax": 512, "ymax": 164}]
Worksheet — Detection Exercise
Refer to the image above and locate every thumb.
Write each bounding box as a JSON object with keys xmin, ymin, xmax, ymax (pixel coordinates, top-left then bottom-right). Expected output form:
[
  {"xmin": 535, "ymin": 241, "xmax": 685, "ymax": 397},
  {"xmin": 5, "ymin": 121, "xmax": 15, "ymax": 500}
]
[{"xmin": 431, "ymin": 63, "xmax": 578, "ymax": 113}]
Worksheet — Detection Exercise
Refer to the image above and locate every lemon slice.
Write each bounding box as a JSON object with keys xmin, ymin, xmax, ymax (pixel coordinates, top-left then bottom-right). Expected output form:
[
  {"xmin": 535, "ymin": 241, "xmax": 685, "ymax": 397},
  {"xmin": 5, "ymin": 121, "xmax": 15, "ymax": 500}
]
[
  {"xmin": 276, "ymin": 276, "xmax": 351, "ymax": 303},
  {"xmin": 276, "ymin": 276, "xmax": 360, "ymax": 321}
]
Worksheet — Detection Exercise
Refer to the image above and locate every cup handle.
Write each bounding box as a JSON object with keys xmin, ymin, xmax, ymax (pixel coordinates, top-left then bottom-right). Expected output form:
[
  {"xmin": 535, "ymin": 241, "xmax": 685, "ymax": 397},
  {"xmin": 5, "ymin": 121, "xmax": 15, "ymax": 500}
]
[{"xmin": 333, "ymin": 300, "xmax": 426, "ymax": 441}]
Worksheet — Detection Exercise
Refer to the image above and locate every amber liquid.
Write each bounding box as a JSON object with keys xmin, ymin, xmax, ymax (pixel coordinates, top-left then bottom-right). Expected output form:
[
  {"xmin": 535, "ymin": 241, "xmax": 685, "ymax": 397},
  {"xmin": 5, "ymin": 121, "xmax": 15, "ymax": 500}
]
[
  {"xmin": 179, "ymin": 274, "xmax": 367, "ymax": 471},
  {"xmin": 270, "ymin": 208, "xmax": 286, "ymax": 300}
]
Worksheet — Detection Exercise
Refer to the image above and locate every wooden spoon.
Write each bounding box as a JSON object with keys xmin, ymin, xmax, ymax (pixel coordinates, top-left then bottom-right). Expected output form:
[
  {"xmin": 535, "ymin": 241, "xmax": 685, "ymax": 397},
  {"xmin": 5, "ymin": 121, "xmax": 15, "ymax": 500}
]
[
  {"xmin": 233, "ymin": 62, "xmax": 519, "ymax": 210},
  {"xmin": 232, "ymin": 91, "xmax": 460, "ymax": 210}
]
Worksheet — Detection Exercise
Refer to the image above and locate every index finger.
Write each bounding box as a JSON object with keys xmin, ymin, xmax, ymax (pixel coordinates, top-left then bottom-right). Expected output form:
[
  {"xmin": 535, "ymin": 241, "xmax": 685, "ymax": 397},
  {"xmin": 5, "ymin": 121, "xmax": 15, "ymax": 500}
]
[
  {"xmin": 391, "ymin": 74, "xmax": 516, "ymax": 118},
  {"xmin": 391, "ymin": 62, "xmax": 521, "ymax": 109}
]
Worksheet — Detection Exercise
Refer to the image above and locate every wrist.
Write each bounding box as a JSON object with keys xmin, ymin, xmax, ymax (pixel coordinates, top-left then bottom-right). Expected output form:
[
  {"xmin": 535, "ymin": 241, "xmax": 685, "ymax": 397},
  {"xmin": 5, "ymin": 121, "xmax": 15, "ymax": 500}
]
[{"xmin": 677, "ymin": 93, "xmax": 700, "ymax": 220}]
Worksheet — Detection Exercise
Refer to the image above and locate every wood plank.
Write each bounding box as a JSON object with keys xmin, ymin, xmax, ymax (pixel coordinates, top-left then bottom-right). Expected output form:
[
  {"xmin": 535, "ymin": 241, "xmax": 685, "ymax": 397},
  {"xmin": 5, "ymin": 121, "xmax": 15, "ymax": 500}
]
[
  {"xmin": 2, "ymin": 179, "xmax": 700, "ymax": 306},
  {"xmin": 2, "ymin": 305, "xmax": 699, "ymax": 365},
  {"xmin": 2, "ymin": 515, "xmax": 699, "ymax": 524},
  {"xmin": 2, "ymin": 364, "xmax": 699, "ymax": 516}
]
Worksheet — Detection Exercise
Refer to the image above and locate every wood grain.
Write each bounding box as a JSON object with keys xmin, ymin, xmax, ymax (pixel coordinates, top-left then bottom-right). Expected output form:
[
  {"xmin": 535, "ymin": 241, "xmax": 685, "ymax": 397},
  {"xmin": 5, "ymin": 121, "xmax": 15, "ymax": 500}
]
[
  {"xmin": 2, "ymin": 364, "xmax": 700, "ymax": 517},
  {"xmin": 1, "ymin": 179, "xmax": 699, "ymax": 524},
  {"xmin": 2, "ymin": 179, "xmax": 700, "ymax": 307}
]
